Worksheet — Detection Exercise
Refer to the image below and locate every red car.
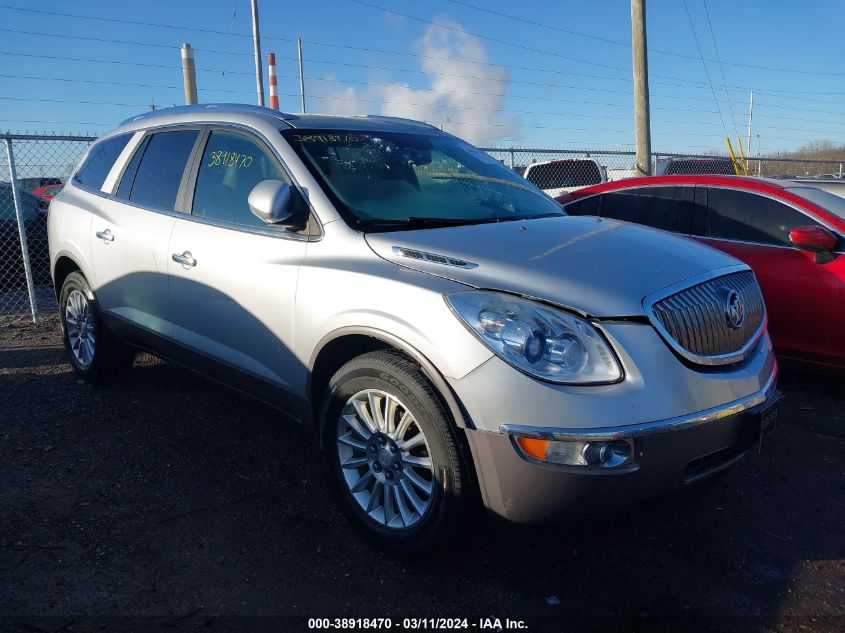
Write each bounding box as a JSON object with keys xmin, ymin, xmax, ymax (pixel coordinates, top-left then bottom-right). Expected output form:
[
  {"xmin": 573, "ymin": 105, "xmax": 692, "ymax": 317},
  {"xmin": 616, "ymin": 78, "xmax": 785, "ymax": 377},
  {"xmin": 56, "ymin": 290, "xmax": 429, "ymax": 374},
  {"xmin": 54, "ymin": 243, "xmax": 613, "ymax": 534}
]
[
  {"xmin": 558, "ymin": 175, "xmax": 845, "ymax": 371},
  {"xmin": 32, "ymin": 182, "xmax": 63, "ymax": 202}
]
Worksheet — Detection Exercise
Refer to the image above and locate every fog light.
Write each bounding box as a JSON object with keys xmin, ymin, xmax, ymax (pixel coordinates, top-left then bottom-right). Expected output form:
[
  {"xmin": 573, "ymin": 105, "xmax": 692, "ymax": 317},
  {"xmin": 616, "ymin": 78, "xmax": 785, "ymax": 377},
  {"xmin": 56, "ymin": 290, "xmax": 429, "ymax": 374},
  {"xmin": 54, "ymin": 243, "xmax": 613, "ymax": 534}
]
[{"xmin": 515, "ymin": 436, "xmax": 633, "ymax": 469}]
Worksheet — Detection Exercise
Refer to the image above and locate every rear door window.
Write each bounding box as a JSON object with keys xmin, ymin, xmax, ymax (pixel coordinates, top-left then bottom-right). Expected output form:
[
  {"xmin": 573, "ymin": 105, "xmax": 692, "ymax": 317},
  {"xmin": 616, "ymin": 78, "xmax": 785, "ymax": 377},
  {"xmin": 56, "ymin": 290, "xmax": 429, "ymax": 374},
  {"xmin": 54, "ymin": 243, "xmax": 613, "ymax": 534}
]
[
  {"xmin": 128, "ymin": 130, "xmax": 199, "ymax": 211},
  {"xmin": 600, "ymin": 186, "xmax": 692, "ymax": 233},
  {"xmin": 705, "ymin": 188, "xmax": 817, "ymax": 246},
  {"xmin": 74, "ymin": 133, "xmax": 132, "ymax": 190}
]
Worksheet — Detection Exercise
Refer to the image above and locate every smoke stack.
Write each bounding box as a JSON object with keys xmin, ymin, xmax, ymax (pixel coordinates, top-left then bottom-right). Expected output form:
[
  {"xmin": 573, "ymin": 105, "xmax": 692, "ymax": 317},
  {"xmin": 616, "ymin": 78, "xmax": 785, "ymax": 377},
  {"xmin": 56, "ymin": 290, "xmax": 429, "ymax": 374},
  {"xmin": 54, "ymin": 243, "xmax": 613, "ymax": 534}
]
[{"xmin": 268, "ymin": 53, "xmax": 279, "ymax": 110}]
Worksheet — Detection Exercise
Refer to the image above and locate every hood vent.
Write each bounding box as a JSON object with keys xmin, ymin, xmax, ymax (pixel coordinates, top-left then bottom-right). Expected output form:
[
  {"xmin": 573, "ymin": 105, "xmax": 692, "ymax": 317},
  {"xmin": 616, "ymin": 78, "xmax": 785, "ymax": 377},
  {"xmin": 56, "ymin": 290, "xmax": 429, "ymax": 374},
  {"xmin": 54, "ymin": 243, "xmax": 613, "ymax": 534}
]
[{"xmin": 391, "ymin": 246, "xmax": 478, "ymax": 269}]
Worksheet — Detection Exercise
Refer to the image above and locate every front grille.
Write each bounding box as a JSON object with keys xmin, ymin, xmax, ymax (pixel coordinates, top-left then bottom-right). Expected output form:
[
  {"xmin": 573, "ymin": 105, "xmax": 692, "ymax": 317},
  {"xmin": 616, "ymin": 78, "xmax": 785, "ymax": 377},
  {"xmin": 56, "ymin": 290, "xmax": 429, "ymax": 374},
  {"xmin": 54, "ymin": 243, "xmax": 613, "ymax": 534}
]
[{"xmin": 649, "ymin": 270, "xmax": 765, "ymax": 365}]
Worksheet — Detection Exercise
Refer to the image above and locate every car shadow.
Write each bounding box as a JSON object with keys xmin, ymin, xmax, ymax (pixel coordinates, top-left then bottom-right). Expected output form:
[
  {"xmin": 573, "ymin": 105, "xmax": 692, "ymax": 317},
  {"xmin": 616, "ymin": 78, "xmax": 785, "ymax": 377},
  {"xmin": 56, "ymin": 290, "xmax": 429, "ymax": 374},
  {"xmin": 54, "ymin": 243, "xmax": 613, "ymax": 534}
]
[{"xmin": 1, "ymin": 275, "xmax": 842, "ymax": 631}]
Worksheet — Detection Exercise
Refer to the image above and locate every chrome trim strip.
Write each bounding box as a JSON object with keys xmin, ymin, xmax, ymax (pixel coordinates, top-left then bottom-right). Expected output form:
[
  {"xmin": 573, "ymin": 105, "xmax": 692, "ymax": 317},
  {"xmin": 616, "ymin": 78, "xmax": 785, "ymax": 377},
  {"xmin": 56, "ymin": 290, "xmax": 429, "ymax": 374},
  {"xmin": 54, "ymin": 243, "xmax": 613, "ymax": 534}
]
[
  {"xmin": 642, "ymin": 266, "xmax": 768, "ymax": 367},
  {"xmin": 500, "ymin": 364, "xmax": 778, "ymax": 442},
  {"xmin": 698, "ymin": 235, "xmax": 845, "ymax": 256}
]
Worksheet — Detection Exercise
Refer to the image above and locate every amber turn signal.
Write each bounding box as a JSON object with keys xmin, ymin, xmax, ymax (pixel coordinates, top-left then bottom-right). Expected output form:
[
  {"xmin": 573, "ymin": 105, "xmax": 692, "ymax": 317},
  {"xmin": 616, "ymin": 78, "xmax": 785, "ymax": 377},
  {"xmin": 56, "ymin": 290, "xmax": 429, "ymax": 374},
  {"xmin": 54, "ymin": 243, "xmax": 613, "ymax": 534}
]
[{"xmin": 516, "ymin": 437, "xmax": 549, "ymax": 460}]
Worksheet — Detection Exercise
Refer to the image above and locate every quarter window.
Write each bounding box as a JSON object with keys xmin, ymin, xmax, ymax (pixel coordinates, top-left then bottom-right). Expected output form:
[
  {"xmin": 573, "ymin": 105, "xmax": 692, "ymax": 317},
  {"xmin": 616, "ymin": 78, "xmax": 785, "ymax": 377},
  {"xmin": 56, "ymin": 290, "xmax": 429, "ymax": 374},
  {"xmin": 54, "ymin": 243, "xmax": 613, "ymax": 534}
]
[
  {"xmin": 191, "ymin": 130, "xmax": 286, "ymax": 228},
  {"xmin": 600, "ymin": 187, "xmax": 691, "ymax": 233},
  {"xmin": 706, "ymin": 188, "xmax": 815, "ymax": 246},
  {"xmin": 75, "ymin": 133, "xmax": 132, "ymax": 190},
  {"xmin": 115, "ymin": 137, "xmax": 148, "ymax": 200},
  {"xmin": 128, "ymin": 130, "xmax": 199, "ymax": 211}
]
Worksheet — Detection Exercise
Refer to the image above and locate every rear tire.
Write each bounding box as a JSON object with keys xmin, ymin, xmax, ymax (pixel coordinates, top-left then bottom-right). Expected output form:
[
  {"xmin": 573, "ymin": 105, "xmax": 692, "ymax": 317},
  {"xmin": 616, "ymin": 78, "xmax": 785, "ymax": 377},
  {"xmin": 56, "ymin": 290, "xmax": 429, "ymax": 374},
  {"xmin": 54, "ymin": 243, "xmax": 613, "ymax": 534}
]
[
  {"xmin": 59, "ymin": 271, "xmax": 133, "ymax": 382},
  {"xmin": 319, "ymin": 350, "xmax": 471, "ymax": 556}
]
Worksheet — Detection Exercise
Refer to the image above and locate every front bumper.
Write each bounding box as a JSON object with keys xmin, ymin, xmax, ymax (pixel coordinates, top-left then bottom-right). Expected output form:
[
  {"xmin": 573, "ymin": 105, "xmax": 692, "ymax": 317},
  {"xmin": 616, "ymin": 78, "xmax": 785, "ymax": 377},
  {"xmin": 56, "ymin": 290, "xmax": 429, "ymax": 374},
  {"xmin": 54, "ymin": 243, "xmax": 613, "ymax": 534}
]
[{"xmin": 465, "ymin": 368, "xmax": 780, "ymax": 525}]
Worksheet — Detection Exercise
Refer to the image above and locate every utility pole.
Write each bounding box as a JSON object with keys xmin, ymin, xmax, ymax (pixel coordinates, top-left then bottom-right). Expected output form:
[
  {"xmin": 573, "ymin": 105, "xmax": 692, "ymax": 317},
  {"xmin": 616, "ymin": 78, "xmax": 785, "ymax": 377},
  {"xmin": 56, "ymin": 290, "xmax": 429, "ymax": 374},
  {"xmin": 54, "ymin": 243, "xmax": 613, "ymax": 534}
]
[
  {"xmin": 297, "ymin": 38, "xmax": 306, "ymax": 113},
  {"xmin": 631, "ymin": 0, "xmax": 651, "ymax": 176},
  {"xmin": 746, "ymin": 90, "xmax": 754, "ymax": 156},
  {"xmin": 180, "ymin": 43, "xmax": 198, "ymax": 105},
  {"xmin": 250, "ymin": 0, "xmax": 265, "ymax": 106}
]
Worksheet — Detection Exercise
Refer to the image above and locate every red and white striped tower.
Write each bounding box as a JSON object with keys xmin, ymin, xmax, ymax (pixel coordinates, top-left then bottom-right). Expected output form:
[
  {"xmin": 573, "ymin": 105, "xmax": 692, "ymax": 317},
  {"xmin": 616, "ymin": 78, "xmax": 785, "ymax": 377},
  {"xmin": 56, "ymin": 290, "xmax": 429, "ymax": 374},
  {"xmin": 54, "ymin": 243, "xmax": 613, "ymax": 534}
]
[{"xmin": 267, "ymin": 53, "xmax": 279, "ymax": 110}]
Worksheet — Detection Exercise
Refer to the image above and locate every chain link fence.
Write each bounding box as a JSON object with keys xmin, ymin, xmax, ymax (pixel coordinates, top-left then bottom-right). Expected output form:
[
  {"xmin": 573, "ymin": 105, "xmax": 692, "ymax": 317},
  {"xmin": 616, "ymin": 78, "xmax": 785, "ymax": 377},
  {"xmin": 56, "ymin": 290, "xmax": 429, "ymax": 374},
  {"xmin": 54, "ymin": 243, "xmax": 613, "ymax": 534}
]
[
  {"xmin": 481, "ymin": 147, "xmax": 845, "ymax": 193},
  {"xmin": 1, "ymin": 134, "xmax": 843, "ymax": 322},
  {"xmin": 1, "ymin": 134, "xmax": 95, "ymax": 323}
]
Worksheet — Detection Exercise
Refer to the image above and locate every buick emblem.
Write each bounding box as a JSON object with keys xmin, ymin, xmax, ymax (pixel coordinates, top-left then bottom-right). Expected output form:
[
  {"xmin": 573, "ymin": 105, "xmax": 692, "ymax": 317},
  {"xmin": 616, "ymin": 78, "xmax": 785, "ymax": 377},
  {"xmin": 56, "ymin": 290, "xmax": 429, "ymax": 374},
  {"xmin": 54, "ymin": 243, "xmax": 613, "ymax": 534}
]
[{"xmin": 724, "ymin": 289, "xmax": 745, "ymax": 329}]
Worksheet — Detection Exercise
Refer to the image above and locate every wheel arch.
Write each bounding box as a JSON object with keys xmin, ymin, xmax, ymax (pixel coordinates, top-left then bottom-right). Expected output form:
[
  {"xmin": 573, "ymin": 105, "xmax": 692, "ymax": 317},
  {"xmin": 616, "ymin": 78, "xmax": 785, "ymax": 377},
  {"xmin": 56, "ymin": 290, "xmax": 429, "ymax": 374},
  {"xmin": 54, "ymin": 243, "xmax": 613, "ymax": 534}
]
[
  {"xmin": 307, "ymin": 327, "xmax": 474, "ymax": 434},
  {"xmin": 52, "ymin": 252, "xmax": 85, "ymax": 300}
]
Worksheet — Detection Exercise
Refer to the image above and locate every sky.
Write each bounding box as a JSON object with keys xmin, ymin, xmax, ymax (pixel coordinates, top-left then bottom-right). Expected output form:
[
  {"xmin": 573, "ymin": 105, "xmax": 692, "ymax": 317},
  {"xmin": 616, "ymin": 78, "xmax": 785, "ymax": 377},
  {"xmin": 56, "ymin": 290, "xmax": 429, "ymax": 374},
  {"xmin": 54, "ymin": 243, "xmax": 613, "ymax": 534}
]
[{"xmin": 1, "ymin": 0, "xmax": 844, "ymax": 154}]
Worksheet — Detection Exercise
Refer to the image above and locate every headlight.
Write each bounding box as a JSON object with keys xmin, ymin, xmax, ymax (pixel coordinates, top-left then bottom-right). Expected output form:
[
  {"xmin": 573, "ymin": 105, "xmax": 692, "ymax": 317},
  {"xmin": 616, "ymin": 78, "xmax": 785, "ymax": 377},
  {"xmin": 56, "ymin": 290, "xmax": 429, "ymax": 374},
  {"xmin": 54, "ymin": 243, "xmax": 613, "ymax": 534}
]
[{"xmin": 445, "ymin": 291, "xmax": 622, "ymax": 384}]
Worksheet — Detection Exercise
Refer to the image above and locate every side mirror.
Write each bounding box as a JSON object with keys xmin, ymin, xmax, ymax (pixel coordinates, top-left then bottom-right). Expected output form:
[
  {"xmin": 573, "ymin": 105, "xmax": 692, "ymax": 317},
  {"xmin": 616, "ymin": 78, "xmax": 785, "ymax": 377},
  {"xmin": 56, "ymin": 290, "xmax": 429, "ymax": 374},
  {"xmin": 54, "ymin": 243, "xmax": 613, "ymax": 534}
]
[
  {"xmin": 248, "ymin": 180, "xmax": 295, "ymax": 225},
  {"xmin": 789, "ymin": 225, "xmax": 837, "ymax": 264}
]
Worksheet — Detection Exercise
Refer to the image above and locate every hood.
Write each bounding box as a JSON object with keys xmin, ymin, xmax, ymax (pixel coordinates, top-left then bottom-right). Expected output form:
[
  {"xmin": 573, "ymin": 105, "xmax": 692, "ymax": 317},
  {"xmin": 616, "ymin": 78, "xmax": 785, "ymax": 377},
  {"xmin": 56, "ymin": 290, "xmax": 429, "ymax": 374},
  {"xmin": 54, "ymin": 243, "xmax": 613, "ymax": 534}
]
[{"xmin": 365, "ymin": 216, "xmax": 743, "ymax": 318}]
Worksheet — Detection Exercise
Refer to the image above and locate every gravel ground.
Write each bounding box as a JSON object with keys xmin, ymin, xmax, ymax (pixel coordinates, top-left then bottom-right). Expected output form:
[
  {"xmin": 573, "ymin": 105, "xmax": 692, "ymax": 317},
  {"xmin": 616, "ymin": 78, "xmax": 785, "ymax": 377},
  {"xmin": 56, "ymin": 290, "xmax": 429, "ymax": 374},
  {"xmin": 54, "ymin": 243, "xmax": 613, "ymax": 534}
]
[{"xmin": 1, "ymin": 316, "xmax": 843, "ymax": 632}]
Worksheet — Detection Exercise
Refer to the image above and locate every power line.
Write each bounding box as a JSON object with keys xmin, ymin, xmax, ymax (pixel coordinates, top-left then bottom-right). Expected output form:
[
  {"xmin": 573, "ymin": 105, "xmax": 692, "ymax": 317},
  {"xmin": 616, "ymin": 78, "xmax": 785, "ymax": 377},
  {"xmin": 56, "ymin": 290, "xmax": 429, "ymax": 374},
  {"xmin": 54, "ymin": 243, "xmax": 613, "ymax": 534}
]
[
  {"xmin": 0, "ymin": 49, "xmax": 264, "ymax": 76},
  {"xmin": 2, "ymin": 64, "xmax": 840, "ymax": 123},
  {"xmin": 0, "ymin": 26, "xmax": 255, "ymax": 57},
  {"xmin": 275, "ymin": 38, "xmax": 845, "ymax": 97},
  {"xmin": 220, "ymin": 0, "xmax": 240, "ymax": 77},
  {"xmin": 0, "ymin": 3, "xmax": 292, "ymax": 43},
  {"xmin": 701, "ymin": 0, "xmax": 739, "ymax": 137},
  {"xmin": 681, "ymin": 0, "xmax": 729, "ymax": 138},
  {"xmin": 444, "ymin": 0, "xmax": 631, "ymax": 48},
  {"xmin": 348, "ymin": 0, "xmax": 631, "ymax": 74},
  {"xmin": 0, "ymin": 118, "xmax": 112, "ymax": 126},
  {"xmin": 2, "ymin": 32, "xmax": 841, "ymax": 112},
  {"xmin": 296, "ymin": 55, "xmax": 845, "ymax": 107},
  {"xmin": 0, "ymin": 72, "xmax": 251, "ymax": 94},
  {"xmin": 2, "ymin": 92, "xmax": 840, "ymax": 137},
  {"xmin": 2, "ymin": 7, "xmax": 842, "ymax": 102},
  {"xmin": 0, "ymin": 96, "xmax": 149, "ymax": 107},
  {"xmin": 5, "ymin": 67, "xmax": 841, "ymax": 126},
  {"xmin": 441, "ymin": 0, "xmax": 845, "ymax": 77}
]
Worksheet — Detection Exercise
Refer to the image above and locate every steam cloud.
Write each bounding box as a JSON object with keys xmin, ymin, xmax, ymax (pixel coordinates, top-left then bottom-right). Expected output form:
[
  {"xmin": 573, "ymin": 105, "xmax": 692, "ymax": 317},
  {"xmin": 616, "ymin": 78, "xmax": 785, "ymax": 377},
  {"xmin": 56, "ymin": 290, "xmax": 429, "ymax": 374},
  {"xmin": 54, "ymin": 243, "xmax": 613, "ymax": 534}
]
[{"xmin": 319, "ymin": 20, "xmax": 518, "ymax": 145}]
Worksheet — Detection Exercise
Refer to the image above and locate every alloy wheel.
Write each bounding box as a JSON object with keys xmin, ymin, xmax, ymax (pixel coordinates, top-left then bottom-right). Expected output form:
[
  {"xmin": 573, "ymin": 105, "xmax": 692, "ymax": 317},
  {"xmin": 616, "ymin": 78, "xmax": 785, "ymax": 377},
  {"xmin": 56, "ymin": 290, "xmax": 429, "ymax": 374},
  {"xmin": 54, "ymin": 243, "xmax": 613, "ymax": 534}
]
[
  {"xmin": 65, "ymin": 289, "xmax": 96, "ymax": 367},
  {"xmin": 336, "ymin": 389, "xmax": 435, "ymax": 529}
]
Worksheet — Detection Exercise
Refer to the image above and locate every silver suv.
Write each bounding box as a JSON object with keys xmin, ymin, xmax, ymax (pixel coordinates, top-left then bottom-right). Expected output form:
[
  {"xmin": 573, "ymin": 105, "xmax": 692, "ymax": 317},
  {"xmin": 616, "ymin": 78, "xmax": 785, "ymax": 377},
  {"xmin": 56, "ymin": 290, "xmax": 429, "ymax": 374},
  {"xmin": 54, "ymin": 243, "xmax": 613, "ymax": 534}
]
[{"xmin": 49, "ymin": 105, "xmax": 779, "ymax": 554}]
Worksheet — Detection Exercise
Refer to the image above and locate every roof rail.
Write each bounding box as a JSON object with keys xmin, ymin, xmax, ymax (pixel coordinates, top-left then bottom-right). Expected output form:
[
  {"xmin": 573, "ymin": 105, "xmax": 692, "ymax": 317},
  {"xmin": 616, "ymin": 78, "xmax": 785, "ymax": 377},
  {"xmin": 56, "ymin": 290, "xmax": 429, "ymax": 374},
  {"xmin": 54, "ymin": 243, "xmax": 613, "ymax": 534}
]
[{"xmin": 119, "ymin": 103, "xmax": 297, "ymax": 126}]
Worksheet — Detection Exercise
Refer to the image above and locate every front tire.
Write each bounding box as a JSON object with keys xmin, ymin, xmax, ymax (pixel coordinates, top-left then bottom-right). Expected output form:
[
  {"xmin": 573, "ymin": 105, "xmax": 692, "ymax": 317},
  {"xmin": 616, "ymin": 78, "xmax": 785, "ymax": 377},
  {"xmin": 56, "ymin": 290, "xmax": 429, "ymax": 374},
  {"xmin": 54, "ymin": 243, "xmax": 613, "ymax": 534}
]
[
  {"xmin": 320, "ymin": 350, "xmax": 471, "ymax": 555},
  {"xmin": 59, "ymin": 271, "xmax": 133, "ymax": 382}
]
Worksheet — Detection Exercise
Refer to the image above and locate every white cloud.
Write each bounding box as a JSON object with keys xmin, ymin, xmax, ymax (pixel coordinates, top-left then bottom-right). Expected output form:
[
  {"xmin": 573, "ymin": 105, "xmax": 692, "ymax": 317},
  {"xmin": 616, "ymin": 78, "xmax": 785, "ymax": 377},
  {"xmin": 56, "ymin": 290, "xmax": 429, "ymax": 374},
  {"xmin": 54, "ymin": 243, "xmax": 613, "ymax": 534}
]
[{"xmin": 317, "ymin": 20, "xmax": 518, "ymax": 145}]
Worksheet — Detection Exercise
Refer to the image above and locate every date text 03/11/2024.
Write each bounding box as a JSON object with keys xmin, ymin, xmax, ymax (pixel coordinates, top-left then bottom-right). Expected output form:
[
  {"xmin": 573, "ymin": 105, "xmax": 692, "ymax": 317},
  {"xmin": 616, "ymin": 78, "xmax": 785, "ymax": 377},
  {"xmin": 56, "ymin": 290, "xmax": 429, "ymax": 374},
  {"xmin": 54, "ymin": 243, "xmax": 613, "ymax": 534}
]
[{"xmin": 307, "ymin": 617, "xmax": 529, "ymax": 630}]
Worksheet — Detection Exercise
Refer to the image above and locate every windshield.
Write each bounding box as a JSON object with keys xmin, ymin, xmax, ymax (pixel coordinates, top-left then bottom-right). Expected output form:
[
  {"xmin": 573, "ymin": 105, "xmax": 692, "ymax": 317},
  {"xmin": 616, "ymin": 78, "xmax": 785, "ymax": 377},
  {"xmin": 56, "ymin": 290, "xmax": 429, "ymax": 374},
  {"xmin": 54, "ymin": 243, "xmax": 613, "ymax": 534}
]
[
  {"xmin": 282, "ymin": 129, "xmax": 563, "ymax": 229},
  {"xmin": 785, "ymin": 186, "xmax": 845, "ymax": 222}
]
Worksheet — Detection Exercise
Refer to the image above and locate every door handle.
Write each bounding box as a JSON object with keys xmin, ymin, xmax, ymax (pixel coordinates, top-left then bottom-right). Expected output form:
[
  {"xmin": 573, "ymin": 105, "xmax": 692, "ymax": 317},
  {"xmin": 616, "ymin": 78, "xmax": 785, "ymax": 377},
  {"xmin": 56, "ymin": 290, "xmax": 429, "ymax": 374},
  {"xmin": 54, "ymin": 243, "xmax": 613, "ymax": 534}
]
[
  {"xmin": 95, "ymin": 229, "xmax": 114, "ymax": 242},
  {"xmin": 171, "ymin": 251, "xmax": 197, "ymax": 267}
]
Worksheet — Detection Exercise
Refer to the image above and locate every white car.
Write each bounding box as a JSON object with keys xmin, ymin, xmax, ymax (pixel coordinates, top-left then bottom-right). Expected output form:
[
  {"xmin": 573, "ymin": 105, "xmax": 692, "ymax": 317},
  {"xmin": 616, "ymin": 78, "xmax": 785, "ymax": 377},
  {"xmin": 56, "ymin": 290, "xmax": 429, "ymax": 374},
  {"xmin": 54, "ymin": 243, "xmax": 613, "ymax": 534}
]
[{"xmin": 522, "ymin": 158, "xmax": 607, "ymax": 197}]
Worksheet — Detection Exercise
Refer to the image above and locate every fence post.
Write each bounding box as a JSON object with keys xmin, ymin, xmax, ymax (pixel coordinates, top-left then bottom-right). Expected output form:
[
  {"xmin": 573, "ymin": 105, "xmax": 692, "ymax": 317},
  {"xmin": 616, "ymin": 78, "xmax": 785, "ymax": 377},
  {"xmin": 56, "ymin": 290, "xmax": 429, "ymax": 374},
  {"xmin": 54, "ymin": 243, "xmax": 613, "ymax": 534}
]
[{"xmin": 3, "ymin": 138, "xmax": 38, "ymax": 323}]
